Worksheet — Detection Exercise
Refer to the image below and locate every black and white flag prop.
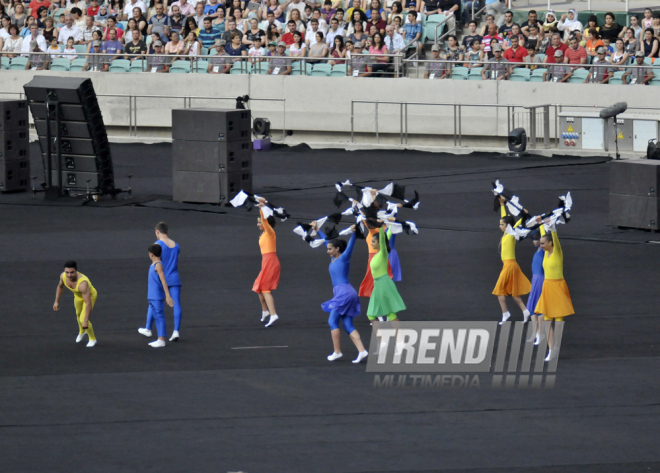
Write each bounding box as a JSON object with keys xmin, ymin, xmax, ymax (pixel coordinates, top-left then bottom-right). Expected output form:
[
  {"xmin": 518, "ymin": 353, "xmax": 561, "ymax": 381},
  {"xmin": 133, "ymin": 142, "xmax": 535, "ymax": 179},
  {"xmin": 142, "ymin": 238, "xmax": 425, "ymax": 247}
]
[{"xmin": 230, "ymin": 190, "xmax": 290, "ymax": 221}]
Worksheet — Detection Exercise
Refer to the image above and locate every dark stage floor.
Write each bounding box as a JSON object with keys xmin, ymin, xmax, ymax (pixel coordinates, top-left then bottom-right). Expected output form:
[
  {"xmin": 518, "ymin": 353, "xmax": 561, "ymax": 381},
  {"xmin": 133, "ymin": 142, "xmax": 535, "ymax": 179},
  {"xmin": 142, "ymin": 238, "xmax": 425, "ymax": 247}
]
[{"xmin": 1, "ymin": 144, "xmax": 659, "ymax": 472}]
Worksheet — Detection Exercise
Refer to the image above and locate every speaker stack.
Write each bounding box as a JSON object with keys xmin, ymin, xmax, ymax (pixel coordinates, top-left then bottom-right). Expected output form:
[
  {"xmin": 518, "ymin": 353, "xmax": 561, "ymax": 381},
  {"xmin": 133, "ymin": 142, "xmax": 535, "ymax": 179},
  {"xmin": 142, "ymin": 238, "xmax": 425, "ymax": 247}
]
[
  {"xmin": 23, "ymin": 76, "xmax": 115, "ymax": 197},
  {"xmin": 172, "ymin": 108, "xmax": 253, "ymax": 203},
  {"xmin": 609, "ymin": 160, "xmax": 660, "ymax": 230},
  {"xmin": 0, "ymin": 99, "xmax": 30, "ymax": 193}
]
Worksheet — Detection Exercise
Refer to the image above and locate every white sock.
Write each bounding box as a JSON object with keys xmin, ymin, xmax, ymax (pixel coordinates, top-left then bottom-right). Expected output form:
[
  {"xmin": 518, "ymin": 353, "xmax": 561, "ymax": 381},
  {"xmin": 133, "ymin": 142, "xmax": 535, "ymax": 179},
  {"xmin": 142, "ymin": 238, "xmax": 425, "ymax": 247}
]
[
  {"xmin": 499, "ymin": 311, "xmax": 511, "ymax": 325},
  {"xmin": 262, "ymin": 310, "xmax": 270, "ymax": 317}
]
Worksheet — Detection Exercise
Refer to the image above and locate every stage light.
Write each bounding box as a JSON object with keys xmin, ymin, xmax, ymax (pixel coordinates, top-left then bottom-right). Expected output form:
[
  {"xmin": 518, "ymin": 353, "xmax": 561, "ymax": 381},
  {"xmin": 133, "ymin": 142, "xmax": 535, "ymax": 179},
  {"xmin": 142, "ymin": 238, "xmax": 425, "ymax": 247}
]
[
  {"xmin": 508, "ymin": 128, "xmax": 527, "ymax": 154},
  {"xmin": 235, "ymin": 95, "xmax": 250, "ymax": 110}
]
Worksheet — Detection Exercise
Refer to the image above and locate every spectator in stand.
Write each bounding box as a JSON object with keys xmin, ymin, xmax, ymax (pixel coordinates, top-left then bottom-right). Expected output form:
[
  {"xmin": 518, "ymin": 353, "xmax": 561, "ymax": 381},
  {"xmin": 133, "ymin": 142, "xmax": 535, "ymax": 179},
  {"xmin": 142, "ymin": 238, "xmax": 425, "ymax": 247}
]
[
  {"xmin": 436, "ymin": 0, "xmax": 458, "ymax": 37},
  {"xmin": 320, "ymin": 1, "xmax": 336, "ymax": 22},
  {"xmin": 164, "ymin": 30, "xmax": 183, "ymax": 54},
  {"xmin": 388, "ymin": 1, "xmax": 403, "ymax": 25},
  {"xmin": 558, "ymin": 9, "xmax": 582, "ymax": 41},
  {"xmin": 642, "ymin": 8, "xmax": 653, "ymax": 30},
  {"xmin": 46, "ymin": 35, "xmax": 62, "ymax": 59},
  {"xmin": 97, "ymin": 5, "xmax": 110, "ymax": 25},
  {"xmin": 610, "ymin": 37, "xmax": 629, "ymax": 70},
  {"xmin": 623, "ymin": 50, "xmax": 654, "ymax": 84},
  {"xmin": 602, "ymin": 37, "xmax": 613, "ymax": 55},
  {"xmin": 20, "ymin": 16, "xmax": 35, "ymax": 38},
  {"xmin": 444, "ymin": 34, "xmax": 461, "ymax": 61},
  {"xmin": 368, "ymin": 31, "xmax": 388, "ymax": 76},
  {"xmin": 368, "ymin": 8, "xmax": 386, "ymax": 34},
  {"xmin": 146, "ymin": 39, "xmax": 169, "ymax": 71},
  {"xmin": 57, "ymin": 13, "xmax": 66, "ymax": 29},
  {"xmin": 103, "ymin": 17, "xmax": 124, "ymax": 41},
  {"xmin": 308, "ymin": 30, "xmax": 327, "ymax": 62},
  {"xmin": 41, "ymin": 16, "xmax": 57, "ymax": 43},
  {"xmin": 81, "ymin": 15, "xmax": 101, "ymax": 45},
  {"xmin": 585, "ymin": 46, "xmax": 613, "ymax": 83},
  {"xmin": 628, "ymin": 15, "xmax": 641, "ymax": 41},
  {"xmin": 182, "ymin": 30, "xmax": 199, "ymax": 55},
  {"xmin": 263, "ymin": 11, "xmax": 283, "ymax": 34},
  {"xmin": 287, "ymin": 9, "xmax": 306, "ymax": 33},
  {"xmin": 484, "ymin": 36, "xmax": 498, "ymax": 59},
  {"xmin": 102, "ymin": 27, "xmax": 123, "ymax": 61},
  {"xmin": 484, "ymin": 0, "xmax": 505, "ymax": 28},
  {"xmin": 169, "ymin": 5, "xmax": 183, "ymax": 34},
  {"xmin": 392, "ymin": 15, "xmax": 403, "ymax": 35},
  {"xmin": 600, "ymin": 12, "xmax": 626, "ymax": 43},
  {"xmin": 478, "ymin": 14, "xmax": 495, "ymax": 36},
  {"xmin": 384, "ymin": 24, "xmax": 403, "ymax": 52},
  {"xmin": 464, "ymin": 38, "xmax": 481, "ymax": 67},
  {"xmin": 208, "ymin": 38, "xmax": 230, "ymax": 73},
  {"xmin": 462, "ymin": 20, "xmax": 482, "ymax": 49},
  {"xmin": 651, "ymin": 13, "xmax": 660, "ymax": 38},
  {"xmin": 168, "ymin": 0, "xmax": 193, "ymax": 17},
  {"xmin": 344, "ymin": 0, "xmax": 362, "ymax": 21},
  {"xmin": 329, "ymin": 35, "xmax": 346, "ymax": 65},
  {"xmin": 326, "ymin": 17, "xmax": 345, "ymax": 44},
  {"xmin": 306, "ymin": 8, "xmax": 328, "ymax": 34},
  {"xmin": 585, "ymin": 15, "xmax": 599, "ymax": 34},
  {"xmin": 83, "ymin": 39, "xmax": 105, "ymax": 70},
  {"xmin": 248, "ymin": 36, "xmax": 267, "ymax": 69},
  {"xmin": 350, "ymin": 40, "xmax": 372, "ymax": 76},
  {"xmin": 59, "ymin": 14, "xmax": 83, "ymax": 44},
  {"xmin": 481, "ymin": 43, "xmax": 508, "ymax": 79},
  {"xmin": 223, "ymin": 19, "xmax": 243, "ymax": 42},
  {"xmin": 190, "ymin": 2, "xmax": 205, "ymax": 28},
  {"xmin": 498, "ymin": 10, "xmax": 514, "ymax": 38},
  {"xmin": 425, "ymin": 43, "xmax": 446, "ymax": 78},
  {"xmin": 289, "ymin": 30, "xmax": 306, "ymax": 57},
  {"xmin": 25, "ymin": 39, "xmax": 48, "ymax": 69},
  {"xmin": 11, "ymin": 4, "xmax": 28, "ymax": 30},
  {"xmin": 123, "ymin": 0, "xmax": 147, "ymax": 20},
  {"xmin": 70, "ymin": 8, "xmax": 85, "ymax": 30},
  {"xmin": 302, "ymin": 4, "xmax": 313, "ymax": 23},
  {"xmin": 544, "ymin": 32, "xmax": 567, "ymax": 63},
  {"xmin": 524, "ymin": 24, "xmax": 540, "ymax": 50},
  {"xmin": 198, "ymin": 16, "xmax": 222, "ymax": 48},
  {"xmin": 481, "ymin": 23, "xmax": 502, "ymax": 54},
  {"xmin": 182, "ymin": 18, "xmax": 199, "ymax": 39},
  {"xmin": 35, "ymin": 6, "xmax": 48, "ymax": 29},
  {"xmin": 282, "ymin": 20, "xmax": 297, "ymax": 44},
  {"xmin": 544, "ymin": 11, "xmax": 560, "ymax": 33},
  {"xmin": 267, "ymin": 40, "xmax": 291, "ymax": 74},
  {"xmin": 571, "ymin": 29, "xmax": 586, "ymax": 48},
  {"xmin": 27, "ymin": 0, "xmax": 51, "ymax": 20},
  {"xmin": 585, "ymin": 28, "xmax": 603, "ymax": 60},
  {"xmin": 125, "ymin": 27, "xmax": 147, "ymax": 60},
  {"xmin": 347, "ymin": 9, "xmax": 367, "ymax": 35},
  {"xmin": 336, "ymin": 8, "xmax": 348, "ymax": 30},
  {"xmin": 212, "ymin": 7, "xmax": 226, "ymax": 33},
  {"xmin": 623, "ymin": 28, "xmax": 639, "ymax": 56},
  {"xmin": 523, "ymin": 44, "xmax": 541, "ymax": 69},
  {"xmin": 2, "ymin": 24, "xmax": 23, "ymax": 58},
  {"xmin": 364, "ymin": 0, "xmax": 385, "ymax": 20},
  {"xmin": 261, "ymin": 0, "xmax": 285, "ymax": 23},
  {"xmin": 520, "ymin": 10, "xmax": 539, "ymax": 34},
  {"xmin": 86, "ymin": 29, "xmax": 102, "ymax": 51},
  {"xmin": 565, "ymin": 35, "xmax": 587, "ymax": 66},
  {"xmin": 87, "ymin": 0, "xmax": 101, "ymax": 17},
  {"xmin": 282, "ymin": 0, "xmax": 306, "ymax": 18},
  {"xmin": 543, "ymin": 50, "xmax": 571, "ymax": 81},
  {"xmin": 349, "ymin": 17, "xmax": 367, "ymax": 44},
  {"xmin": 503, "ymin": 24, "xmax": 524, "ymax": 49},
  {"xmin": 148, "ymin": 4, "xmax": 170, "ymax": 36},
  {"xmin": 265, "ymin": 22, "xmax": 280, "ymax": 43},
  {"xmin": 225, "ymin": 30, "xmax": 247, "ymax": 59},
  {"xmin": 503, "ymin": 33, "xmax": 526, "ymax": 63},
  {"xmin": 265, "ymin": 39, "xmax": 276, "ymax": 55},
  {"xmin": 306, "ymin": 18, "xmax": 320, "ymax": 46},
  {"xmin": 462, "ymin": 0, "xmax": 481, "ymax": 26},
  {"xmin": 21, "ymin": 22, "xmax": 46, "ymax": 53},
  {"xmin": 403, "ymin": 10, "xmax": 422, "ymax": 58}
]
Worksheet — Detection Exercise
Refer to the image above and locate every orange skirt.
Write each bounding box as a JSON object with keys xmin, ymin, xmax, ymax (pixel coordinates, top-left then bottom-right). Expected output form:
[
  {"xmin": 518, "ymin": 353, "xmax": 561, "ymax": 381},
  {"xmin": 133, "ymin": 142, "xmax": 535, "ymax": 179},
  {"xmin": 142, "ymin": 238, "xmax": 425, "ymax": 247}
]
[
  {"xmin": 534, "ymin": 278, "xmax": 574, "ymax": 319},
  {"xmin": 359, "ymin": 253, "xmax": 393, "ymax": 297},
  {"xmin": 492, "ymin": 259, "xmax": 531, "ymax": 297},
  {"xmin": 252, "ymin": 252, "xmax": 280, "ymax": 293}
]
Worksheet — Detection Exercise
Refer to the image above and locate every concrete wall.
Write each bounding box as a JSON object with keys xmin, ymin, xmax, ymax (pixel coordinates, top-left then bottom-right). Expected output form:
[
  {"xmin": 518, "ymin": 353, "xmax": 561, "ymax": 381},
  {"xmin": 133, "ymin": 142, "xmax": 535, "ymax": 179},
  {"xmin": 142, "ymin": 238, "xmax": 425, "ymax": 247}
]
[{"xmin": 1, "ymin": 70, "xmax": 658, "ymax": 147}]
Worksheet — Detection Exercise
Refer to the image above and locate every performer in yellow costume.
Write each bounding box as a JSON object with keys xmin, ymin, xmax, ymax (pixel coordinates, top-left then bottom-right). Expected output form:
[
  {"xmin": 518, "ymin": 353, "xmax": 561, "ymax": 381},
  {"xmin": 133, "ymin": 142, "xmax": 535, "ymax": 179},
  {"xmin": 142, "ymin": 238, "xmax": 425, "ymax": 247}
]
[{"xmin": 54, "ymin": 260, "xmax": 98, "ymax": 347}]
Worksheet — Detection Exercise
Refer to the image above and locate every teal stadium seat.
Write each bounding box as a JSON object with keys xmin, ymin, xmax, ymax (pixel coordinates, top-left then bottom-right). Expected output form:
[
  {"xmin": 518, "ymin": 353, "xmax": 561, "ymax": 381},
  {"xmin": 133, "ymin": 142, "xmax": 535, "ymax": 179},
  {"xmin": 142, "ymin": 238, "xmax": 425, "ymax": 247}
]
[{"xmin": 108, "ymin": 59, "xmax": 130, "ymax": 72}]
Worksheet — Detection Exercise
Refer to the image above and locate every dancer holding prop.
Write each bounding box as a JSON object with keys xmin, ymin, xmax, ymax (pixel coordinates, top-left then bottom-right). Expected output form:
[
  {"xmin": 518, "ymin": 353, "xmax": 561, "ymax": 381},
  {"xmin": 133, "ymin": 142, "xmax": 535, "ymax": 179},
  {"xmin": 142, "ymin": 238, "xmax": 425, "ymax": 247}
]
[{"xmin": 254, "ymin": 198, "xmax": 281, "ymax": 327}]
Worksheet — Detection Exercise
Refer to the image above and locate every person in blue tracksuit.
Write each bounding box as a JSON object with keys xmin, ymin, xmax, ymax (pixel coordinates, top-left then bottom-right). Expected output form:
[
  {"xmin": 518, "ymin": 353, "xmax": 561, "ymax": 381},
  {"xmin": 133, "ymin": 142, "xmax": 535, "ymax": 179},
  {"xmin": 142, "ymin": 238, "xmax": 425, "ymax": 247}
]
[{"xmin": 144, "ymin": 244, "xmax": 174, "ymax": 348}]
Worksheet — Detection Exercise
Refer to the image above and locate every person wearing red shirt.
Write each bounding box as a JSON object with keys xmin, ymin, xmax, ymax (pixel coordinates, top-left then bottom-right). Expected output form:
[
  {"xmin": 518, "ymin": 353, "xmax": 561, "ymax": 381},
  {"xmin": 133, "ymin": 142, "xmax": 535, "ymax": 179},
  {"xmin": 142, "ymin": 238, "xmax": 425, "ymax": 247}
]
[
  {"xmin": 87, "ymin": 0, "xmax": 101, "ymax": 17},
  {"xmin": 565, "ymin": 36, "xmax": 588, "ymax": 65},
  {"xmin": 28, "ymin": 0, "xmax": 51, "ymax": 19},
  {"xmin": 281, "ymin": 20, "xmax": 297, "ymax": 45},
  {"xmin": 481, "ymin": 24, "xmax": 503, "ymax": 53},
  {"xmin": 503, "ymin": 35, "xmax": 528, "ymax": 62},
  {"xmin": 544, "ymin": 32, "xmax": 569, "ymax": 64}
]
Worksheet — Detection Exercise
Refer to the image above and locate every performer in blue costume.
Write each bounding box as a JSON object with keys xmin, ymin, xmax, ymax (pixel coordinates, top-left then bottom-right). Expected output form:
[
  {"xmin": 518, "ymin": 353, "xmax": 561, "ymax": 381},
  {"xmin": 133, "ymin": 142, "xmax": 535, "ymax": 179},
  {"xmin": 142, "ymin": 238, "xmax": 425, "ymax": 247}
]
[
  {"xmin": 312, "ymin": 222, "xmax": 369, "ymax": 364},
  {"xmin": 387, "ymin": 227, "xmax": 402, "ymax": 282},
  {"xmin": 145, "ymin": 244, "xmax": 175, "ymax": 348},
  {"xmin": 139, "ymin": 222, "xmax": 183, "ymax": 341},
  {"xmin": 526, "ymin": 228, "xmax": 546, "ymax": 345}
]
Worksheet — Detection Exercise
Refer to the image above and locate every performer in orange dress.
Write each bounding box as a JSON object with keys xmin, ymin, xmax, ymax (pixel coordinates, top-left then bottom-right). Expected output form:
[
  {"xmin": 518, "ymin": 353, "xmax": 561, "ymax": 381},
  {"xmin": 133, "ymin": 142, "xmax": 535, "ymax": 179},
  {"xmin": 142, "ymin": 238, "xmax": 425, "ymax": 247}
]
[{"xmin": 253, "ymin": 198, "xmax": 281, "ymax": 327}]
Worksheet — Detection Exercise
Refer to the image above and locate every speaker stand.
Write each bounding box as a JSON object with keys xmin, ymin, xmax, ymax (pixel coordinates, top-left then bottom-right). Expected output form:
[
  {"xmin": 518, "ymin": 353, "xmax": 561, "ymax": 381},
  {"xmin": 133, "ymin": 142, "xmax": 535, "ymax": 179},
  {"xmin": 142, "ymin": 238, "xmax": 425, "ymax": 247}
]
[{"xmin": 44, "ymin": 99, "xmax": 63, "ymax": 200}]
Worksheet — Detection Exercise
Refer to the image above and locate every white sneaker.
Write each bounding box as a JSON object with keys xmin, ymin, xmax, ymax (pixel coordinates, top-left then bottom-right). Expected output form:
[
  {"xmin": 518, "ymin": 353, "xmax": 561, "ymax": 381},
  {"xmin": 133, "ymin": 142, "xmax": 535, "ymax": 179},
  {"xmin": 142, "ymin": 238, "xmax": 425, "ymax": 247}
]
[
  {"xmin": 265, "ymin": 314, "xmax": 279, "ymax": 327},
  {"xmin": 138, "ymin": 328, "xmax": 152, "ymax": 337},
  {"xmin": 261, "ymin": 311, "xmax": 270, "ymax": 322},
  {"xmin": 544, "ymin": 349, "xmax": 557, "ymax": 362},
  {"xmin": 353, "ymin": 351, "xmax": 368, "ymax": 363},
  {"xmin": 76, "ymin": 332, "xmax": 87, "ymax": 343},
  {"xmin": 86, "ymin": 339, "xmax": 97, "ymax": 347},
  {"xmin": 327, "ymin": 352, "xmax": 343, "ymax": 361},
  {"xmin": 499, "ymin": 312, "xmax": 511, "ymax": 325},
  {"xmin": 169, "ymin": 331, "xmax": 180, "ymax": 342},
  {"xmin": 149, "ymin": 339, "xmax": 166, "ymax": 348},
  {"xmin": 523, "ymin": 310, "xmax": 531, "ymax": 323},
  {"xmin": 534, "ymin": 333, "xmax": 543, "ymax": 346}
]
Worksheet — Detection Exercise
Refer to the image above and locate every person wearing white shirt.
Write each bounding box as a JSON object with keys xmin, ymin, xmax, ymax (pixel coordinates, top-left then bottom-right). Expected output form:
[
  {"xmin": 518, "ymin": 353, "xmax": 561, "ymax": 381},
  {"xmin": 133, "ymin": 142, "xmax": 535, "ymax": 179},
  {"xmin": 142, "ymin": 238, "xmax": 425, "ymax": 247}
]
[
  {"xmin": 325, "ymin": 18, "xmax": 344, "ymax": 45},
  {"xmin": 59, "ymin": 14, "xmax": 83, "ymax": 44},
  {"xmin": 384, "ymin": 24, "xmax": 404, "ymax": 52},
  {"xmin": 284, "ymin": 0, "xmax": 306, "ymax": 16},
  {"xmin": 305, "ymin": 9, "xmax": 327, "ymax": 34},
  {"xmin": 305, "ymin": 18, "xmax": 320, "ymax": 47},
  {"xmin": 123, "ymin": 0, "xmax": 148, "ymax": 20},
  {"xmin": 21, "ymin": 24, "xmax": 48, "ymax": 55}
]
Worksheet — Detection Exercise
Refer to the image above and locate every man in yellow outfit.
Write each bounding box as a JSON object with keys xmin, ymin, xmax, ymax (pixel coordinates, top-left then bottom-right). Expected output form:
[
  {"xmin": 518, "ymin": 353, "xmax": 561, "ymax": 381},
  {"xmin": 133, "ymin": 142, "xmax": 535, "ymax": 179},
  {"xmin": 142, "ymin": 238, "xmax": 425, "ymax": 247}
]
[{"xmin": 54, "ymin": 261, "xmax": 98, "ymax": 347}]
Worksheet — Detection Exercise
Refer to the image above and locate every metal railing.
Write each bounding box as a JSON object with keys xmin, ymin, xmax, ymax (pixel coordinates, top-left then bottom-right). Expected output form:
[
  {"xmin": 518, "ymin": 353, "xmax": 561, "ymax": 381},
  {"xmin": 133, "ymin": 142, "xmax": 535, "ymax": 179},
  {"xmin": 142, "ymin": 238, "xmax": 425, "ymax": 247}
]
[{"xmin": 433, "ymin": 13, "xmax": 457, "ymax": 45}]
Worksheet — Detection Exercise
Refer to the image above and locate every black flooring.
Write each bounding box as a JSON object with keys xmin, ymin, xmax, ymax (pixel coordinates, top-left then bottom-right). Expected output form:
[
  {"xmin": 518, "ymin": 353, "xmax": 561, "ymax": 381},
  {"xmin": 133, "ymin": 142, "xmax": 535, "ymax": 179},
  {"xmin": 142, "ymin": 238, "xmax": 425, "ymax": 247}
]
[{"xmin": 1, "ymin": 143, "xmax": 659, "ymax": 472}]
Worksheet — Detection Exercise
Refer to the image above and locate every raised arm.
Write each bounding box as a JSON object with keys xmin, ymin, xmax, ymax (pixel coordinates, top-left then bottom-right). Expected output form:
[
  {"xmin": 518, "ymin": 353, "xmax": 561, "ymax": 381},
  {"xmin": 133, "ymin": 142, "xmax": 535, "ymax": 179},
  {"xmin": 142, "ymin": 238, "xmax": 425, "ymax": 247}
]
[
  {"xmin": 343, "ymin": 230, "xmax": 357, "ymax": 260},
  {"xmin": 378, "ymin": 226, "xmax": 389, "ymax": 258},
  {"xmin": 259, "ymin": 207, "xmax": 275, "ymax": 236},
  {"xmin": 386, "ymin": 226, "xmax": 396, "ymax": 249},
  {"xmin": 550, "ymin": 227, "xmax": 562, "ymax": 259}
]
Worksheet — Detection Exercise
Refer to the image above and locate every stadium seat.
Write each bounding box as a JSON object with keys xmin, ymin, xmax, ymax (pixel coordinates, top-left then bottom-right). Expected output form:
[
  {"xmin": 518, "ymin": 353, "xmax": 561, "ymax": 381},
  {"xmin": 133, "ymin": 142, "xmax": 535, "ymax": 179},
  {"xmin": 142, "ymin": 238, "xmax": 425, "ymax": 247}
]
[
  {"xmin": 251, "ymin": 61, "xmax": 269, "ymax": 74},
  {"xmin": 50, "ymin": 58, "xmax": 71, "ymax": 71},
  {"xmin": 451, "ymin": 66, "xmax": 468, "ymax": 80},
  {"xmin": 169, "ymin": 61, "xmax": 191, "ymax": 73},
  {"xmin": 118, "ymin": 21, "xmax": 127, "ymax": 30},
  {"xmin": 567, "ymin": 68, "xmax": 589, "ymax": 83},
  {"xmin": 290, "ymin": 62, "xmax": 311, "ymax": 75},
  {"xmin": 70, "ymin": 58, "xmax": 87, "ymax": 71},
  {"xmin": 208, "ymin": 49, "xmax": 218, "ymax": 56},
  {"xmin": 8, "ymin": 57, "xmax": 28, "ymax": 70},
  {"xmin": 192, "ymin": 60, "xmax": 209, "ymax": 73},
  {"xmin": 424, "ymin": 23, "xmax": 442, "ymax": 43},
  {"xmin": 309, "ymin": 63, "xmax": 331, "ymax": 76},
  {"xmin": 0, "ymin": 57, "xmax": 10, "ymax": 70},
  {"xmin": 644, "ymin": 57, "xmax": 653, "ymax": 65},
  {"xmin": 108, "ymin": 59, "xmax": 130, "ymax": 72},
  {"xmin": 74, "ymin": 45, "xmax": 87, "ymax": 54},
  {"xmin": 510, "ymin": 72, "xmax": 529, "ymax": 82},
  {"xmin": 609, "ymin": 71, "xmax": 628, "ymax": 85},
  {"xmin": 426, "ymin": 14, "xmax": 446, "ymax": 24},
  {"xmin": 530, "ymin": 68, "xmax": 547, "ymax": 82},
  {"xmin": 650, "ymin": 78, "xmax": 660, "ymax": 86},
  {"xmin": 129, "ymin": 60, "xmax": 146, "ymax": 72},
  {"xmin": 230, "ymin": 61, "xmax": 252, "ymax": 74},
  {"xmin": 330, "ymin": 64, "xmax": 347, "ymax": 76},
  {"xmin": 201, "ymin": 46, "xmax": 208, "ymax": 55},
  {"xmin": 467, "ymin": 67, "xmax": 483, "ymax": 80},
  {"xmin": 536, "ymin": 54, "xmax": 545, "ymax": 62}
]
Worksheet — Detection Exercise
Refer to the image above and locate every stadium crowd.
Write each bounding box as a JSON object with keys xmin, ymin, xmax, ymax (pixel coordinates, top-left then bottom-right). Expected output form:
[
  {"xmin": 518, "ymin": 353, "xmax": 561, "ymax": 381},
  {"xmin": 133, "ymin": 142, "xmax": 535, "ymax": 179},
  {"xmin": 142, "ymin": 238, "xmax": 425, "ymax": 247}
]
[{"xmin": 0, "ymin": 0, "xmax": 656, "ymax": 81}]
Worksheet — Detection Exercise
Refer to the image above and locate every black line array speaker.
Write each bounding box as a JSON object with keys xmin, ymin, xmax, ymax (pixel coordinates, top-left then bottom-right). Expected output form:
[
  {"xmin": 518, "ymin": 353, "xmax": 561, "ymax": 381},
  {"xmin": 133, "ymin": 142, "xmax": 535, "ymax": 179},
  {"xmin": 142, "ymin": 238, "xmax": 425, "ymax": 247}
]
[
  {"xmin": 172, "ymin": 108, "xmax": 252, "ymax": 203},
  {"xmin": 23, "ymin": 76, "xmax": 115, "ymax": 195},
  {"xmin": 609, "ymin": 160, "xmax": 660, "ymax": 230},
  {"xmin": 0, "ymin": 99, "xmax": 30, "ymax": 193}
]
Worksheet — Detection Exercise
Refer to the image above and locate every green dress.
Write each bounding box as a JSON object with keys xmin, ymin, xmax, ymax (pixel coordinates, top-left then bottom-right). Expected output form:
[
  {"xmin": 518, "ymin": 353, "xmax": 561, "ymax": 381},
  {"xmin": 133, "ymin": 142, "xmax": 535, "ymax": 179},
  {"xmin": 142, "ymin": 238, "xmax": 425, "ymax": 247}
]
[{"xmin": 366, "ymin": 227, "xmax": 406, "ymax": 317}]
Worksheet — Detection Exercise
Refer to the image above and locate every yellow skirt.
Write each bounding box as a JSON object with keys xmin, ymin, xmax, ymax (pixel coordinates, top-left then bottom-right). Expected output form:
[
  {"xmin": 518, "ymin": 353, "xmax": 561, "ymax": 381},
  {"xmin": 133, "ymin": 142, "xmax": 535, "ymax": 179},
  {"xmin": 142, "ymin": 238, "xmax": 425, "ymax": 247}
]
[
  {"xmin": 492, "ymin": 259, "xmax": 531, "ymax": 297},
  {"xmin": 535, "ymin": 278, "xmax": 574, "ymax": 319}
]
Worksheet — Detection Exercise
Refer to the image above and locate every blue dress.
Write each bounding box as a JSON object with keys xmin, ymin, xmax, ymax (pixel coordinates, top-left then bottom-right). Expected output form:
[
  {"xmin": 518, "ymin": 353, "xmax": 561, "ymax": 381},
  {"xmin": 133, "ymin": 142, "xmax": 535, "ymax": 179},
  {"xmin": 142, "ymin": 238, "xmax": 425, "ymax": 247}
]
[
  {"xmin": 526, "ymin": 247, "xmax": 545, "ymax": 314},
  {"xmin": 388, "ymin": 232, "xmax": 402, "ymax": 282},
  {"xmin": 318, "ymin": 231, "xmax": 361, "ymax": 317}
]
